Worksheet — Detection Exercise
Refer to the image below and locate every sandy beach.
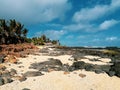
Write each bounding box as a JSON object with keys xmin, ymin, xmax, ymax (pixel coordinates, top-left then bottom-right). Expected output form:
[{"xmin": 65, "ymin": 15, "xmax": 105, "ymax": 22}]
[{"xmin": 0, "ymin": 47, "xmax": 120, "ymax": 90}]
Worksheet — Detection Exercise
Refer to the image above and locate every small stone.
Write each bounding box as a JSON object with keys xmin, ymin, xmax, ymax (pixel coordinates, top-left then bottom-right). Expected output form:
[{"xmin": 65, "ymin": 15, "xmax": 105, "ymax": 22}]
[
  {"xmin": 18, "ymin": 66, "xmax": 24, "ymax": 68},
  {"xmin": 73, "ymin": 72, "xmax": 77, "ymax": 74},
  {"xmin": 19, "ymin": 76, "xmax": 27, "ymax": 82},
  {"xmin": 64, "ymin": 72, "xmax": 70, "ymax": 75},
  {"xmin": 10, "ymin": 59, "xmax": 17, "ymax": 64},
  {"xmin": 79, "ymin": 73, "xmax": 86, "ymax": 78},
  {"xmin": 17, "ymin": 62, "xmax": 22, "ymax": 64},
  {"xmin": 95, "ymin": 69, "xmax": 103, "ymax": 74},
  {"xmin": 22, "ymin": 88, "xmax": 30, "ymax": 90},
  {"xmin": 10, "ymin": 69, "xmax": 17, "ymax": 76},
  {"xmin": 23, "ymin": 71, "xmax": 43, "ymax": 77}
]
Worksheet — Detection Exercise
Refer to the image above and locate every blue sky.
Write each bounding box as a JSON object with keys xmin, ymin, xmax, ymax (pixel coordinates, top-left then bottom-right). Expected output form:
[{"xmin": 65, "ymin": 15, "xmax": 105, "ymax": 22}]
[{"xmin": 0, "ymin": 0, "xmax": 120, "ymax": 47}]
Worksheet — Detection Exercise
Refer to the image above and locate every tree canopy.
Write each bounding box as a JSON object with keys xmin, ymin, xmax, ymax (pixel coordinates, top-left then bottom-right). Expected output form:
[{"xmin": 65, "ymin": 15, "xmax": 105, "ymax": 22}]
[
  {"xmin": 0, "ymin": 19, "xmax": 28, "ymax": 44},
  {"xmin": 0, "ymin": 19, "xmax": 60, "ymax": 46}
]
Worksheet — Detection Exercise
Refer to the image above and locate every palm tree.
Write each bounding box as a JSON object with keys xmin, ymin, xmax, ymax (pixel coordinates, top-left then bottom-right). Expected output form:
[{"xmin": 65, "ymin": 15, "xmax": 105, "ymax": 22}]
[
  {"xmin": 41, "ymin": 34, "xmax": 47, "ymax": 42},
  {"xmin": 0, "ymin": 19, "xmax": 8, "ymax": 44},
  {"xmin": 0, "ymin": 19, "xmax": 28, "ymax": 44}
]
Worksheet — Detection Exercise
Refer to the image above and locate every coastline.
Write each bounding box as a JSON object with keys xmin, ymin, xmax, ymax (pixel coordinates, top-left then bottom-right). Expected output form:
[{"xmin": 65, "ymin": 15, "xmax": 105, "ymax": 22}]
[{"xmin": 0, "ymin": 45, "xmax": 120, "ymax": 90}]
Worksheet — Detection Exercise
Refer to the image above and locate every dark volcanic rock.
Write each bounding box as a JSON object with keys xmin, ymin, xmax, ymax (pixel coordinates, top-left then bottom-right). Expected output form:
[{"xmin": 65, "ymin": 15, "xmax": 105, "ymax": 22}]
[
  {"xmin": 29, "ymin": 58, "xmax": 63, "ymax": 72},
  {"xmin": 107, "ymin": 71, "xmax": 115, "ymax": 77},
  {"xmin": 70, "ymin": 61, "xmax": 86, "ymax": 70},
  {"xmin": 62, "ymin": 64, "xmax": 70, "ymax": 72},
  {"xmin": 0, "ymin": 77, "xmax": 4, "ymax": 86},
  {"xmin": 1, "ymin": 71, "xmax": 11, "ymax": 77},
  {"xmin": 85, "ymin": 64, "xmax": 94, "ymax": 71},
  {"xmin": 0, "ymin": 77, "xmax": 13, "ymax": 85},
  {"xmin": 95, "ymin": 69, "xmax": 104, "ymax": 74},
  {"xmin": 101, "ymin": 65, "xmax": 111, "ymax": 73},
  {"xmin": 111, "ymin": 62, "xmax": 120, "ymax": 77},
  {"xmin": 2, "ymin": 77, "xmax": 13, "ymax": 84},
  {"xmin": 23, "ymin": 71, "xmax": 43, "ymax": 77}
]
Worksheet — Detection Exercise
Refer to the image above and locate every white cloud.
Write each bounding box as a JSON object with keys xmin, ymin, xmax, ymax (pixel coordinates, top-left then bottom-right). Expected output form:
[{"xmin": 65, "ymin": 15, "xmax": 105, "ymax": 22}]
[
  {"xmin": 0, "ymin": 0, "xmax": 71, "ymax": 23},
  {"xmin": 72, "ymin": 0, "xmax": 120, "ymax": 23},
  {"xmin": 63, "ymin": 23, "xmax": 95, "ymax": 32},
  {"xmin": 99, "ymin": 19, "xmax": 120, "ymax": 30},
  {"xmin": 106, "ymin": 37, "xmax": 117, "ymax": 41},
  {"xmin": 73, "ymin": 5, "xmax": 109, "ymax": 22},
  {"xmin": 35, "ymin": 30, "xmax": 66, "ymax": 40},
  {"xmin": 64, "ymin": 19, "xmax": 120, "ymax": 32},
  {"xmin": 67, "ymin": 0, "xmax": 120, "ymax": 33}
]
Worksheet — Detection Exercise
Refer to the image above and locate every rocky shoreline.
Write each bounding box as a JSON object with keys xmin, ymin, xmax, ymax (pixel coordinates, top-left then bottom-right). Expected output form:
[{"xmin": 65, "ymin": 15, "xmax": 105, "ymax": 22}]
[
  {"xmin": 39, "ymin": 46, "xmax": 120, "ymax": 77},
  {"xmin": 0, "ymin": 45, "xmax": 120, "ymax": 90}
]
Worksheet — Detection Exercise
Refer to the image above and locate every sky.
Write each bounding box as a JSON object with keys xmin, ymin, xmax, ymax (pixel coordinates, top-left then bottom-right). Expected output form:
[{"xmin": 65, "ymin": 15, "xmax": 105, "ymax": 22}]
[{"xmin": 0, "ymin": 0, "xmax": 120, "ymax": 47}]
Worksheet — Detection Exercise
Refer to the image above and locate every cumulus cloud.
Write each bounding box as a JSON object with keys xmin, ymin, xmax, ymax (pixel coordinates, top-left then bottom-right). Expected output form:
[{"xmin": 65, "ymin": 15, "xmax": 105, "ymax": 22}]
[
  {"xmin": 99, "ymin": 19, "xmax": 120, "ymax": 30},
  {"xmin": 72, "ymin": 0, "xmax": 120, "ymax": 22},
  {"xmin": 0, "ymin": 0, "xmax": 71, "ymax": 23},
  {"xmin": 72, "ymin": 5, "xmax": 109, "ymax": 22},
  {"xmin": 35, "ymin": 30, "xmax": 66, "ymax": 40},
  {"xmin": 67, "ymin": 0, "xmax": 120, "ymax": 32}
]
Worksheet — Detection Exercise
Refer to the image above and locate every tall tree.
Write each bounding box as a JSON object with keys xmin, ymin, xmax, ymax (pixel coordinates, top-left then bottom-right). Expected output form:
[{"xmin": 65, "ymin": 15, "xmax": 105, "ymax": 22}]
[{"xmin": 0, "ymin": 19, "xmax": 28, "ymax": 44}]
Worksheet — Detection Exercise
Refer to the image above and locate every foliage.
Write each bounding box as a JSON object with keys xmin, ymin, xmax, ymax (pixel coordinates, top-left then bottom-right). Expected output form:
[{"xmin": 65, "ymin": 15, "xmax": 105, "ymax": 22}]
[
  {"xmin": 0, "ymin": 19, "xmax": 61, "ymax": 46},
  {"xmin": 0, "ymin": 19, "xmax": 28, "ymax": 44},
  {"xmin": 30, "ymin": 35, "xmax": 60, "ymax": 45}
]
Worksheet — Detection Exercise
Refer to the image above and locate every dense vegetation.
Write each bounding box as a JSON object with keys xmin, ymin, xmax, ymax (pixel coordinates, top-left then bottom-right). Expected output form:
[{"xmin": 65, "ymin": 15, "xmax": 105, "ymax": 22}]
[
  {"xmin": 0, "ymin": 19, "xmax": 60, "ymax": 45},
  {"xmin": 31, "ymin": 35, "xmax": 60, "ymax": 45},
  {"xmin": 0, "ymin": 19, "xmax": 28, "ymax": 44}
]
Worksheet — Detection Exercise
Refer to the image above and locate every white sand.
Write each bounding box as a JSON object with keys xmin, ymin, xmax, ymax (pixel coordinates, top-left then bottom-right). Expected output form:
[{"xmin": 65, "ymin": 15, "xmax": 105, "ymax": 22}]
[
  {"xmin": 80, "ymin": 55, "xmax": 112, "ymax": 65},
  {"xmin": 0, "ymin": 53, "xmax": 120, "ymax": 90}
]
